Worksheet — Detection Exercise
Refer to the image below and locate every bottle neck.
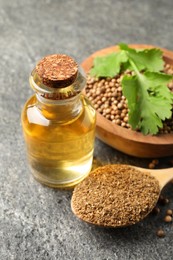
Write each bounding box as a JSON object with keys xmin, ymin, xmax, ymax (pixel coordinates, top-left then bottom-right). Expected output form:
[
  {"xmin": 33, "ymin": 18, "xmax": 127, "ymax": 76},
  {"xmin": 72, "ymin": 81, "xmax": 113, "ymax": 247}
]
[
  {"xmin": 35, "ymin": 93, "xmax": 83, "ymax": 122},
  {"xmin": 29, "ymin": 65, "xmax": 86, "ymax": 122}
]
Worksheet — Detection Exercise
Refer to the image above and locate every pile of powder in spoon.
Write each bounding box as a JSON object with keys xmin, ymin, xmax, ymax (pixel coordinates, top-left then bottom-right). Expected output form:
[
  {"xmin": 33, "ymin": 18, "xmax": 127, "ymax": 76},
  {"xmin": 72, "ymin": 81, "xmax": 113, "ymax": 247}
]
[{"xmin": 71, "ymin": 164, "xmax": 160, "ymax": 227}]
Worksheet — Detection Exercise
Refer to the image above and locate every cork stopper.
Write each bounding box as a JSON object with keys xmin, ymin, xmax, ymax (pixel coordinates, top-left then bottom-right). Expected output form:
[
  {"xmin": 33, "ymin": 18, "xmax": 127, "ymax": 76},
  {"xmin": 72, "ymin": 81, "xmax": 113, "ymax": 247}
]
[{"xmin": 36, "ymin": 54, "xmax": 78, "ymax": 88}]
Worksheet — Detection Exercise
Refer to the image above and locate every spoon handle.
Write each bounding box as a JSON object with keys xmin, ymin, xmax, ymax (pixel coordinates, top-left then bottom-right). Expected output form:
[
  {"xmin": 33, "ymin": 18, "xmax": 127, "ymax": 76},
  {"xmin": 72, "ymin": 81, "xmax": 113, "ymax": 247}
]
[
  {"xmin": 148, "ymin": 168, "xmax": 173, "ymax": 190},
  {"xmin": 134, "ymin": 167, "xmax": 173, "ymax": 190}
]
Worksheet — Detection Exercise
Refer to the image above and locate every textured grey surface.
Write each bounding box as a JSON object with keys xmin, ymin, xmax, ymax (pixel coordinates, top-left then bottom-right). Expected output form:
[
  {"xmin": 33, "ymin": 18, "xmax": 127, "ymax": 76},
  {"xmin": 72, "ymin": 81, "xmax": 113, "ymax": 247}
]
[{"xmin": 1, "ymin": 0, "xmax": 173, "ymax": 259}]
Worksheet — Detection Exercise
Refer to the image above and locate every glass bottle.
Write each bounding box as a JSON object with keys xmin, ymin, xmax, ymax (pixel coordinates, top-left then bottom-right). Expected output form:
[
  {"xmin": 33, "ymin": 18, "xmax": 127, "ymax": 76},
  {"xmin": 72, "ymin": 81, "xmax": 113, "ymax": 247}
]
[{"xmin": 21, "ymin": 54, "xmax": 96, "ymax": 188}]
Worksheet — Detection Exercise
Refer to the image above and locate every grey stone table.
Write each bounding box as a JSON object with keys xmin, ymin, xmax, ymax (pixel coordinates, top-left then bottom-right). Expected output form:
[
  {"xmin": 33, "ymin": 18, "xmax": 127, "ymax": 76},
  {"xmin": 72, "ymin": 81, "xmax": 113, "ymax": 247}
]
[{"xmin": 1, "ymin": 0, "xmax": 173, "ymax": 259}]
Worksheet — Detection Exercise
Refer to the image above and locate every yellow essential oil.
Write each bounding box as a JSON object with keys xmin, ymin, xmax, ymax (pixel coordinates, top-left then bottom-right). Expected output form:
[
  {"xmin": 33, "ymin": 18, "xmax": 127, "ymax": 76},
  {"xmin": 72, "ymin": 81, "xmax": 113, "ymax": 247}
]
[{"xmin": 21, "ymin": 54, "xmax": 96, "ymax": 188}]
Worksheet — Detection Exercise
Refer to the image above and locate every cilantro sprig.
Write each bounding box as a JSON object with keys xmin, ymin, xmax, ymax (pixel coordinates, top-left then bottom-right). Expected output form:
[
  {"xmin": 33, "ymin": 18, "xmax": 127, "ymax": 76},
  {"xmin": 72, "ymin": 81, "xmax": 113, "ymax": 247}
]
[{"xmin": 90, "ymin": 43, "xmax": 173, "ymax": 135}]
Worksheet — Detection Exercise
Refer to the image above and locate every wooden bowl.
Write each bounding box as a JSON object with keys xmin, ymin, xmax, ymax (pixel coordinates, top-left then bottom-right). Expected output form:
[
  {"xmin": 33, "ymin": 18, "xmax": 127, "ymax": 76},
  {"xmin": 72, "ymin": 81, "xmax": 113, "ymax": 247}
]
[{"xmin": 81, "ymin": 44, "xmax": 173, "ymax": 158}]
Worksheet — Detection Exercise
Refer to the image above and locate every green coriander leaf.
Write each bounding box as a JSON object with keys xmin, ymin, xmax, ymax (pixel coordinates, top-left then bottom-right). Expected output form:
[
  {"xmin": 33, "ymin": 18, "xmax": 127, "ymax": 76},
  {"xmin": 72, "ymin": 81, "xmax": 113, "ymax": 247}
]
[
  {"xmin": 119, "ymin": 43, "xmax": 164, "ymax": 72},
  {"xmin": 144, "ymin": 71, "xmax": 173, "ymax": 89},
  {"xmin": 147, "ymin": 95, "xmax": 172, "ymax": 121},
  {"xmin": 140, "ymin": 72, "xmax": 173, "ymax": 122},
  {"xmin": 122, "ymin": 72, "xmax": 173, "ymax": 135},
  {"xmin": 121, "ymin": 60, "xmax": 133, "ymax": 71},
  {"xmin": 90, "ymin": 51, "xmax": 128, "ymax": 78},
  {"xmin": 121, "ymin": 75, "xmax": 141, "ymax": 129},
  {"xmin": 139, "ymin": 112, "xmax": 163, "ymax": 135}
]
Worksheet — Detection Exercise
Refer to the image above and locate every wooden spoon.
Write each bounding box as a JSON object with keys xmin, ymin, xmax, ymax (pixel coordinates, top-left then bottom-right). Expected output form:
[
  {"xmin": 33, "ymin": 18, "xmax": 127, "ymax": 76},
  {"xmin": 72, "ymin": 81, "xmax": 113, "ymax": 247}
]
[{"xmin": 71, "ymin": 165, "xmax": 173, "ymax": 227}]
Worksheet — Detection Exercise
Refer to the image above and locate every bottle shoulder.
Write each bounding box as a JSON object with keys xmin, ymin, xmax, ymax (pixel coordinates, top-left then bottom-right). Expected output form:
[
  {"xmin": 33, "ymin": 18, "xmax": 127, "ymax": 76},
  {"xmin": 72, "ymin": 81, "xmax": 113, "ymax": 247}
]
[
  {"xmin": 21, "ymin": 95, "xmax": 50, "ymax": 126},
  {"xmin": 21, "ymin": 95, "xmax": 96, "ymax": 128}
]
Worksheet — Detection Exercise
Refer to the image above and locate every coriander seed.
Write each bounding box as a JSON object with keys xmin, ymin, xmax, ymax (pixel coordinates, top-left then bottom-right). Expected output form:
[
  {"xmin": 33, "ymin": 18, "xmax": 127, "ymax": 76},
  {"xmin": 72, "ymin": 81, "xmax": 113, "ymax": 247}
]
[
  {"xmin": 152, "ymin": 207, "xmax": 161, "ymax": 215},
  {"xmin": 156, "ymin": 229, "xmax": 165, "ymax": 238},
  {"xmin": 148, "ymin": 163, "xmax": 155, "ymax": 169},
  {"xmin": 166, "ymin": 209, "xmax": 173, "ymax": 216},
  {"xmin": 164, "ymin": 215, "xmax": 172, "ymax": 222}
]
